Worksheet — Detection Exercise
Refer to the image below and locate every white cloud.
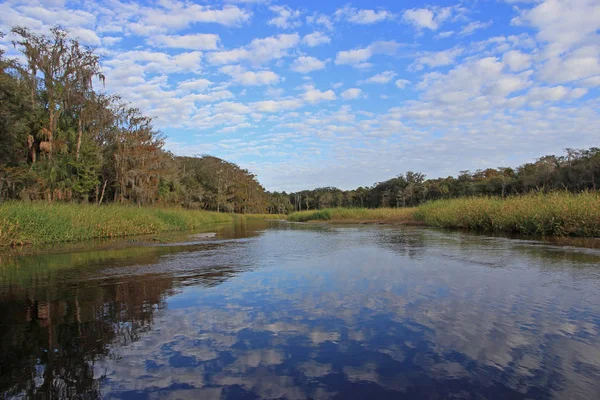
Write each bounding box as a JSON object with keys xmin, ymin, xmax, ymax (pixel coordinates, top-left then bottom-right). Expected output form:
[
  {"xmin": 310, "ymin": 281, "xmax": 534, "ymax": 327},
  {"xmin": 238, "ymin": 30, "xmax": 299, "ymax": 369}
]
[
  {"xmin": 436, "ymin": 31, "xmax": 455, "ymax": 39},
  {"xmin": 208, "ymin": 34, "xmax": 300, "ymax": 66},
  {"xmin": 301, "ymin": 85, "xmax": 336, "ymax": 103},
  {"xmin": 177, "ymin": 78, "xmax": 213, "ymax": 93},
  {"xmin": 512, "ymin": 0, "xmax": 600, "ymax": 58},
  {"xmin": 147, "ymin": 34, "xmax": 220, "ymax": 50},
  {"xmin": 302, "ymin": 32, "xmax": 331, "ymax": 47},
  {"xmin": 402, "ymin": 7, "xmax": 453, "ymax": 31},
  {"xmin": 219, "ymin": 122, "xmax": 252, "ymax": 133},
  {"xmin": 411, "ymin": 48, "xmax": 464, "ymax": 70},
  {"xmin": 526, "ymin": 85, "xmax": 572, "ymax": 104},
  {"xmin": 360, "ymin": 71, "xmax": 397, "ymax": 84},
  {"xmin": 252, "ymin": 99, "xmax": 304, "ymax": 112},
  {"xmin": 503, "ymin": 50, "xmax": 532, "ymax": 72},
  {"xmin": 341, "ymin": 88, "xmax": 363, "ymax": 99},
  {"xmin": 220, "ymin": 65, "xmax": 280, "ymax": 86},
  {"xmin": 335, "ymin": 6, "xmax": 394, "ymax": 24},
  {"xmin": 306, "ymin": 13, "xmax": 334, "ymax": 31},
  {"xmin": 537, "ymin": 45, "xmax": 600, "ymax": 84},
  {"xmin": 141, "ymin": 4, "xmax": 251, "ymax": 31},
  {"xmin": 459, "ymin": 20, "xmax": 493, "ymax": 36},
  {"xmin": 395, "ymin": 79, "xmax": 410, "ymax": 89},
  {"xmin": 335, "ymin": 41, "xmax": 400, "ymax": 68},
  {"xmin": 102, "ymin": 36, "xmax": 122, "ymax": 46},
  {"xmin": 291, "ymin": 56, "xmax": 327, "ymax": 73},
  {"xmin": 267, "ymin": 5, "xmax": 302, "ymax": 29}
]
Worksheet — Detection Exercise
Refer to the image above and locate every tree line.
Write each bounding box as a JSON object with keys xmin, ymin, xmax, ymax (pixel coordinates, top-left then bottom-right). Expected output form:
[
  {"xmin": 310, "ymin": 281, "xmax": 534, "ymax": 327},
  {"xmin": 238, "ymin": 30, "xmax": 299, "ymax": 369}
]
[
  {"xmin": 276, "ymin": 147, "xmax": 600, "ymax": 213},
  {"xmin": 0, "ymin": 27, "xmax": 269, "ymax": 213}
]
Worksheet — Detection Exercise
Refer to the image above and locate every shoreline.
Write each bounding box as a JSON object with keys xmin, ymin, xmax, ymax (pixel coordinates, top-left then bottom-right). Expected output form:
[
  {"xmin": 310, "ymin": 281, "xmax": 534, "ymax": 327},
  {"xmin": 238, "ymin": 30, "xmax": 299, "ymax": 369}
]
[
  {"xmin": 288, "ymin": 192, "xmax": 600, "ymax": 238},
  {"xmin": 0, "ymin": 202, "xmax": 281, "ymax": 248}
]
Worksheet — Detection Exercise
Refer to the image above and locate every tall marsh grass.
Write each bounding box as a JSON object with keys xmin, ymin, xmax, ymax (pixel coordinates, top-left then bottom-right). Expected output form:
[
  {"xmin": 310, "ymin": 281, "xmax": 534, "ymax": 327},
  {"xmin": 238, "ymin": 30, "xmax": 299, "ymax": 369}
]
[
  {"xmin": 288, "ymin": 192, "xmax": 600, "ymax": 237},
  {"xmin": 415, "ymin": 192, "xmax": 600, "ymax": 237},
  {"xmin": 288, "ymin": 207, "xmax": 417, "ymax": 223},
  {"xmin": 0, "ymin": 202, "xmax": 236, "ymax": 246}
]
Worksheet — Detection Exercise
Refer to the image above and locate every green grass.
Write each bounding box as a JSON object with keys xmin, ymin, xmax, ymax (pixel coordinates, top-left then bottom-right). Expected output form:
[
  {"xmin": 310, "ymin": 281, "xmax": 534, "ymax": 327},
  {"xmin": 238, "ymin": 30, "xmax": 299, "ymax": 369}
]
[
  {"xmin": 414, "ymin": 192, "xmax": 600, "ymax": 237},
  {"xmin": 288, "ymin": 192, "xmax": 600, "ymax": 237},
  {"xmin": 288, "ymin": 207, "xmax": 417, "ymax": 223},
  {"xmin": 0, "ymin": 202, "xmax": 238, "ymax": 247}
]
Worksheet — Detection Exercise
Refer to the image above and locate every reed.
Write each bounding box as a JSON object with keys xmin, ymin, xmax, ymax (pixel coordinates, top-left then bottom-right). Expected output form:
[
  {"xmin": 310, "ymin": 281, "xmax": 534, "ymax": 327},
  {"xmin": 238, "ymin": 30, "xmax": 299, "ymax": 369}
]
[
  {"xmin": 0, "ymin": 202, "xmax": 236, "ymax": 247},
  {"xmin": 415, "ymin": 191, "xmax": 600, "ymax": 237},
  {"xmin": 288, "ymin": 192, "xmax": 600, "ymax": 237},
  {"xmin": 288, "ymin": 208, "xmax": 417, "ymax": 223}
]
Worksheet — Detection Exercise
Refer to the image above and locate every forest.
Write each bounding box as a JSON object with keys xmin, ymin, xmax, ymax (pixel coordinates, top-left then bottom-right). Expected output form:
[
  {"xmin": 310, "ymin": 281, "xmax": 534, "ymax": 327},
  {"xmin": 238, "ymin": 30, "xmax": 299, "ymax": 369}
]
[
  {"xmin": 0, "ymin": 27, "xmax": 268, "ymax": 213},
  {"xmin": 1, "ymin": 27, "xmax": 599, "ymax": 215}
]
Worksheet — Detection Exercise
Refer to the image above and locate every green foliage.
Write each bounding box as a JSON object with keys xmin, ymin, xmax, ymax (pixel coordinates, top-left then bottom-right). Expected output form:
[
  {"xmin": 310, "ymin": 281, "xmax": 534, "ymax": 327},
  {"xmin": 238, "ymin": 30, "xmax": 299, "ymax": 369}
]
[
  {"xmin": 0, "ymin": 202, "xmax": 235, "ymax": 246},
  {"xmin": 288, "ymin": 208, "xmax": 417, "ymax": 223},
  {"xmin": 0, "ymin": 28, "xmax": 271, "ymax": 213},
  {"xmin": 288, "ymin": 210, "xmax": 332, "ymax": 222}
]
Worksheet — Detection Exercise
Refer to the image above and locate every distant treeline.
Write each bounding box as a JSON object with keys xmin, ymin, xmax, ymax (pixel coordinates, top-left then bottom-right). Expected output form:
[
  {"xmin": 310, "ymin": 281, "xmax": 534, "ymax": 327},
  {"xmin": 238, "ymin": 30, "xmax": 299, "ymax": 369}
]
[
  {"xmin": 1, "ymin": 28, "xmax": 598, "ymax": 215},
  {"xmin": 274, "ymin": 147, "xmax": 600, "ymax": 213},
  {"xmin": 0, "ymin": 27, "xmax": 269, "ymax": 213}
]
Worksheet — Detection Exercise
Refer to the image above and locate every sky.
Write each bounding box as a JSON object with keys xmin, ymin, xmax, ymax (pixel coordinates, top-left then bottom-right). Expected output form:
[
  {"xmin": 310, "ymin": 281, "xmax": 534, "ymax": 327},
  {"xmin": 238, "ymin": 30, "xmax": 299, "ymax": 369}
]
[{"xmin": 1, "ymin": 0, "xmax": 599, "ymax": 192}]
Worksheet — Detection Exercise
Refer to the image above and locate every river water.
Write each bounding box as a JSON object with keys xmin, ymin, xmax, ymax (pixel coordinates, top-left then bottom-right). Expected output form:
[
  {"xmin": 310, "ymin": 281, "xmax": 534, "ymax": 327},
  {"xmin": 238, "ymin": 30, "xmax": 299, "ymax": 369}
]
[{"xmin": 1, "ymin": 220, "xmax": 600, "ymax": 399}]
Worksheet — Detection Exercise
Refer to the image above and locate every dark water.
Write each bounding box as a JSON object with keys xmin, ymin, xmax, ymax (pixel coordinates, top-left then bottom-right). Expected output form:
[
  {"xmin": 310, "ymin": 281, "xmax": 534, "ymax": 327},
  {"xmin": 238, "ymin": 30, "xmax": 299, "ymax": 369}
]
[{"xmin": 2, "ymin": 221, "xmax": 600, "ymax": 400}]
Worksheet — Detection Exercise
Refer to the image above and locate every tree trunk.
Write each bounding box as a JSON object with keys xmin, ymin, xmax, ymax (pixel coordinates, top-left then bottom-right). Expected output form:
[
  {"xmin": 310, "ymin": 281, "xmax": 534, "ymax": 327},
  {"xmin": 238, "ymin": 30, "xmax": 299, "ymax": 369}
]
[
  {"xmin": 98, "ymin": 180, "xmax": 107, "ymax": 205},
  {"xmin": 75, "ymin": 117, "xmax": 83, "ymax": 161},
  {"xmin": 48, "ymin": 109, "xmax": 54, "ymax": 161}
]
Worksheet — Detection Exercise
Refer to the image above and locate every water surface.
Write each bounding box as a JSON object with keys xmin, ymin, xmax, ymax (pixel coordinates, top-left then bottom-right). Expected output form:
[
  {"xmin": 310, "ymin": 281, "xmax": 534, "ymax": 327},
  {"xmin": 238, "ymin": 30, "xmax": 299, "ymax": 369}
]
[{"xmin": 2, "ymin": 221, "xmax": 600, "ymax": 399}]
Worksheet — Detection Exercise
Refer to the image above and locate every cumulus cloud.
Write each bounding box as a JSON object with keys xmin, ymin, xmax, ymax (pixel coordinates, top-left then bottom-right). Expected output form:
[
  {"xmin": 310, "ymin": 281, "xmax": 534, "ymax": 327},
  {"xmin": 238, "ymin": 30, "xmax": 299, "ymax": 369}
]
[
  {"xmin": 341, "ymin": 88, "xmax": 363, "ymax": 99},
  {"xmin": 302, "ymin": 32, "xmax": 331, "ymax": 47},
  {"xmin": 359, "ymin": 71, "xmax": 397, "ymax": 84},
  {"xmin": 335, "ymin": 41, "xmax": 401, "ymax": 68},
  {"xmin": 267, "ymin": 5, "xmax": 302, "ymax": 29},
  {"xmin": 503, "ymin": 50, "xmax": 532, "ymax": 72},
  {"xmin": 147, "ymin": 34, "xmax": 220, "ymax": 50},
  {"xmin": 306, "ymin": 13, "xmax": 334, "ymax": 30},
  {"xmin": 459, "ymin": 20, "xmax": 493, "ymax": 36},
  {"xmin": 208, "ymin": 34, "xmax": 300, "ymax": 65},
  {"xmin": 290, "ymin": 56, "xmax": 327, "ymax": 73},
  {"xmin": 410, "ymin": 48, "xmax": 464, "ymax": 70},
  {"xmin": 220, "ymin": 65, "xmax": 280, "ymax": 86},
  {"xmin": 402, "ymin": 6, "xmax": 453, "ymax": 31},
  {"xmin": 301, "ymin": 85, "xmax": 336, "ymax": 103},
  {"xmin": 395, "ymin": 79, "xmax": 410, "ymax": 89},
  {"xmin": 335, "ymin": 6, "xmax": 395, "ymax": 24}
]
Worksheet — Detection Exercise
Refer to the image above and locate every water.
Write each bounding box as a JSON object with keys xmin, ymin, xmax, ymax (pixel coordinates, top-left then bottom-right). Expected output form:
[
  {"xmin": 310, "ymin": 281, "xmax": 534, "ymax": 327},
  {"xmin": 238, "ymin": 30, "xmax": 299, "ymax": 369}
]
[{"xmin": 2, "ymin": 220, "xmax": 600, "ymax": 399}]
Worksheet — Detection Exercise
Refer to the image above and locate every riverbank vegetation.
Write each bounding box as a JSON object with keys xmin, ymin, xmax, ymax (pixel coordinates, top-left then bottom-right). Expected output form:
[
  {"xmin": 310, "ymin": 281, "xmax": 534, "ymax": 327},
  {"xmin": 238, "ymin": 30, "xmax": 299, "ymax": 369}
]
[
  {"xmin": 288, "ymin": 192, "xmax": 600, "ymax": 237},
  {"xmin": 288, "ymin": 207, "xmax": 418, "ymax": 224},
  {"xmin": 416, "ymin": 192, "xmax": 600, "ymax": 237},
  {"xmin": 0, "ymin": 202, "xmax": 243, "ymax": 246}
]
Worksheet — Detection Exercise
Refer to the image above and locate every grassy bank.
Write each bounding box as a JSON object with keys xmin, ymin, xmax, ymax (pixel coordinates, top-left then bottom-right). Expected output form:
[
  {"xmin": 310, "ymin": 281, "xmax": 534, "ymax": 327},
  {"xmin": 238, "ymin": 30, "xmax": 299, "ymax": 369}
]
[
  {"xmin": 0, "ymin": 202, "xmax": 280, "ymax": 247},
  {"xmin": 288, "ymin": 207, "xmax": 418, "ymax": 224},
  {"xmin": 416, "ymin": 192, "xmax": 600, "ymax": 237},
  {"xmin": 288, "ymin": 192, "xmax": 600, "ymax": 237}
]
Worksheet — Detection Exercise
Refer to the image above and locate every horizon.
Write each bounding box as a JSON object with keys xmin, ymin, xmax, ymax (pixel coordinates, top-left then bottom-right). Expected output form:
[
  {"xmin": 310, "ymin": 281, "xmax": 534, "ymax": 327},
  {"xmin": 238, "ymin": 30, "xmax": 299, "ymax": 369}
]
[{"xmin": 1, "ymin": 0, "xmax": 598, "ymax": 192}]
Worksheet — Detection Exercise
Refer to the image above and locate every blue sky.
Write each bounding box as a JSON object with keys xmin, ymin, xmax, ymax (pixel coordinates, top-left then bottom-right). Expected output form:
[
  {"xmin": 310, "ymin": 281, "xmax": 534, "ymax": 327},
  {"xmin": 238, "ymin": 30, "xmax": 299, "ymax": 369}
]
[{"xmin": 1, "ymin": 0, "xmax": 599, "ymax": 191}]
